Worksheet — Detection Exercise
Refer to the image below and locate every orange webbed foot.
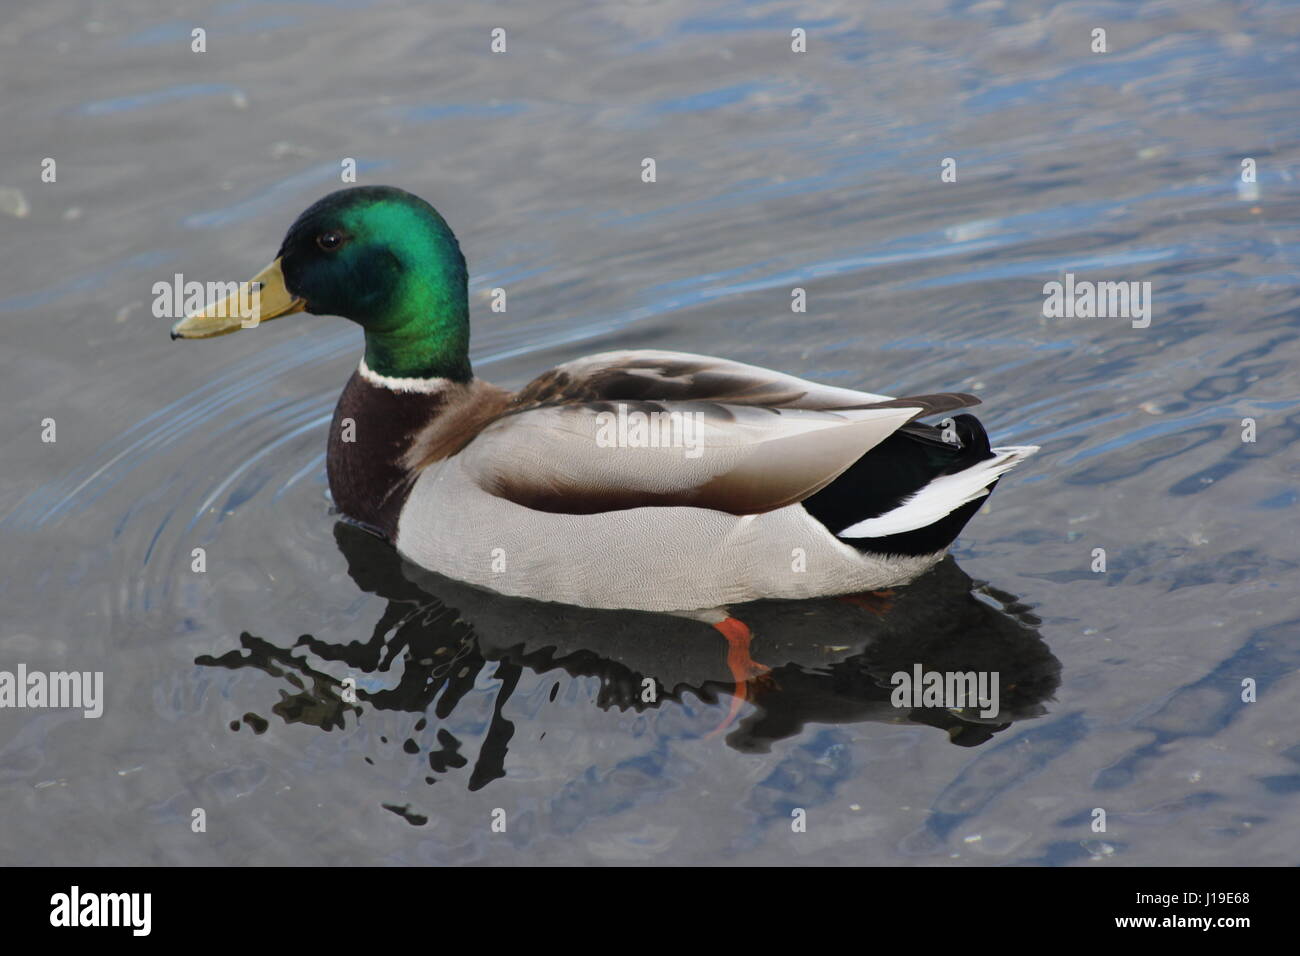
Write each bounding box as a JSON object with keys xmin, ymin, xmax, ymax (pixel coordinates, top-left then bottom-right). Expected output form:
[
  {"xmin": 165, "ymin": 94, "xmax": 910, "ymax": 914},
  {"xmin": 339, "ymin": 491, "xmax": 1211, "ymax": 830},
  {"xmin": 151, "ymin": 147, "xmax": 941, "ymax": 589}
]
[
  {"xmin": 837, "ymin": 588, "xmax": 896, "ymax": 616},
  {"xmin": 706, "ymin": 616, "xmax": 774, "ymax": 738}
]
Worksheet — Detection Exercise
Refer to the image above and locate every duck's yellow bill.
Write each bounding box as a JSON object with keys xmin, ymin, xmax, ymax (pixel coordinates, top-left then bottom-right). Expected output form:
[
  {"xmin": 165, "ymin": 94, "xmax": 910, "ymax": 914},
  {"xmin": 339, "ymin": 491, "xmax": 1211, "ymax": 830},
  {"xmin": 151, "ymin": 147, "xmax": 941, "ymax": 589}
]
[{"xmin": 170, "ymin": 258, "xmax": 305, "ymax": 339}]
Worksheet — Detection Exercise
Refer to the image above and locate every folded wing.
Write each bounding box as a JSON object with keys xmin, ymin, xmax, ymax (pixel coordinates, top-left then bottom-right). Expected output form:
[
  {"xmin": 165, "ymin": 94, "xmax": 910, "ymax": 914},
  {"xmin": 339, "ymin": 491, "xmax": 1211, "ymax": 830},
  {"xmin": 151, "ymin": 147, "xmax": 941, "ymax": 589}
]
[
  {"xmin": 510, "ymin": 349, "xmax": 961, "ymax": 410},
  {"xmin": 461, "ymin": 400, "xmax": 923, "ymax": 516}
]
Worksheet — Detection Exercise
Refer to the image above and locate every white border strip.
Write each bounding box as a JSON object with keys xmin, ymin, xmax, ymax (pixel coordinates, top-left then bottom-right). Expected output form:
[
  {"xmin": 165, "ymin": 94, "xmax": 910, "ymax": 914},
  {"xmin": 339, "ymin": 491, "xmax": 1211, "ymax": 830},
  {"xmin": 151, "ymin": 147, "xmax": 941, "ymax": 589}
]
[{"xmin": 358, "ymin": 357, "xmax": 452, "ymax": 394}]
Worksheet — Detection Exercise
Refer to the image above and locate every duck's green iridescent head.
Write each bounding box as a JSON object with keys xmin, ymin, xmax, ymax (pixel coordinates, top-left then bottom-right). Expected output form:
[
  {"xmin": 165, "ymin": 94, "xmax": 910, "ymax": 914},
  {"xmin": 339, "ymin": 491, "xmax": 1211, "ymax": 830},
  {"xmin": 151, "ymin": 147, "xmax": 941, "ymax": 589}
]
[{"xmin": 171, "ymin": 186, "xmax": 472, "ymax": 382}]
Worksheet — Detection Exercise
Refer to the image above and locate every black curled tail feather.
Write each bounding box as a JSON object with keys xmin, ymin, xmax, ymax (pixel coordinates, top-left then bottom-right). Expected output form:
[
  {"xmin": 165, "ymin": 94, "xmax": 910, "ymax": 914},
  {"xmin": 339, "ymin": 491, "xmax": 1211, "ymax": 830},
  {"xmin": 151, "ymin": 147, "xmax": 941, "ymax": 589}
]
[{"xmin": 802, "ymin": 413, "xmax": 998, "ymax": 557}]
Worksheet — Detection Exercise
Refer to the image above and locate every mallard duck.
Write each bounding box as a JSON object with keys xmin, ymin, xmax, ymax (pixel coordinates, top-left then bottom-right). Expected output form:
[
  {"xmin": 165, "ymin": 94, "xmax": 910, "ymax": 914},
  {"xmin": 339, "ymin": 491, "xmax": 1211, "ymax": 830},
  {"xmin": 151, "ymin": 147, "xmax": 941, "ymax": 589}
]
[{"xmin": 172, "ymin": 186, "xmax": 1037, "ymax": 618}]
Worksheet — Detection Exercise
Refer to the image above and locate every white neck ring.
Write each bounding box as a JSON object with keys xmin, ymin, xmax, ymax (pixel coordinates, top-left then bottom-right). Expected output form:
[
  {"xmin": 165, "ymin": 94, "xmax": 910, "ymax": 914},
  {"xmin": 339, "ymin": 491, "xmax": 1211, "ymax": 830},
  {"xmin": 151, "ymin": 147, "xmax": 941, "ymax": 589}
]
[{"xmin": 358, "ymin": 357, "xmax": 452, "ymax": 394}]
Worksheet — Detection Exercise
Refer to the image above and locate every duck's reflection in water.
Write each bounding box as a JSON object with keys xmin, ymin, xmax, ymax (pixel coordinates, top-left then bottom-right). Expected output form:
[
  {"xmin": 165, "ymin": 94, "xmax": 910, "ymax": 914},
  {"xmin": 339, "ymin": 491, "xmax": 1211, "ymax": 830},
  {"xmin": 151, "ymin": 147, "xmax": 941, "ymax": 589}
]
[{"xmin": 197, "ymin": 523, "xmax": 1060, "ymax": 790}]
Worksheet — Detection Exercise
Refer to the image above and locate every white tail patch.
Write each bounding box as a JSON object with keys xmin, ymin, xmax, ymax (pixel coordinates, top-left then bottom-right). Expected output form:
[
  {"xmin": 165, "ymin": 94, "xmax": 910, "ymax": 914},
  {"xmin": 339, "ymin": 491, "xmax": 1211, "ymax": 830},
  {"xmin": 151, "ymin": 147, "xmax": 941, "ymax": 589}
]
[{"xmin": 837, "ymin": 445, "xmax": 1040, "ymax": 538}]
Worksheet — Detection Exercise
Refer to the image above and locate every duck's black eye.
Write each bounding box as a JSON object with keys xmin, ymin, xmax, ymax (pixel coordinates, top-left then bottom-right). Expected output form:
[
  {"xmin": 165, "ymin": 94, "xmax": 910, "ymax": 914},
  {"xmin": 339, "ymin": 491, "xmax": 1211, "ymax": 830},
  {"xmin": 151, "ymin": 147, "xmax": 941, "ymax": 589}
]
[{"xmin": 316, "ymin": 231, "xmax": 343, "ymax": 251}]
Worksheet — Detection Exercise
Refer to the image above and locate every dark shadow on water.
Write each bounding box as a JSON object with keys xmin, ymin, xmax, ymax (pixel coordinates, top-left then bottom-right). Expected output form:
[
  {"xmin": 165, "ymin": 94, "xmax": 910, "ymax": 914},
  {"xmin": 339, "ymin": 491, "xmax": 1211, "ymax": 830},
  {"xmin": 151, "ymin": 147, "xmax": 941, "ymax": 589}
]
[{"xmin": 197, "ymin": 522, "xmax": 1060, "ymax": 793}]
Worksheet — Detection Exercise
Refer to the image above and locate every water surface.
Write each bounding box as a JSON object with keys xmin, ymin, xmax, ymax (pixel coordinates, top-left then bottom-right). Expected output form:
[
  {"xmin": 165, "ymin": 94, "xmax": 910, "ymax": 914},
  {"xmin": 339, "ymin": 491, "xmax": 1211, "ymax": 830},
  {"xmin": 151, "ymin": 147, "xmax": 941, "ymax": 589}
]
[{"xmin": 1, "ymin": 0, "xmax": 1298, "ymax": 865}]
